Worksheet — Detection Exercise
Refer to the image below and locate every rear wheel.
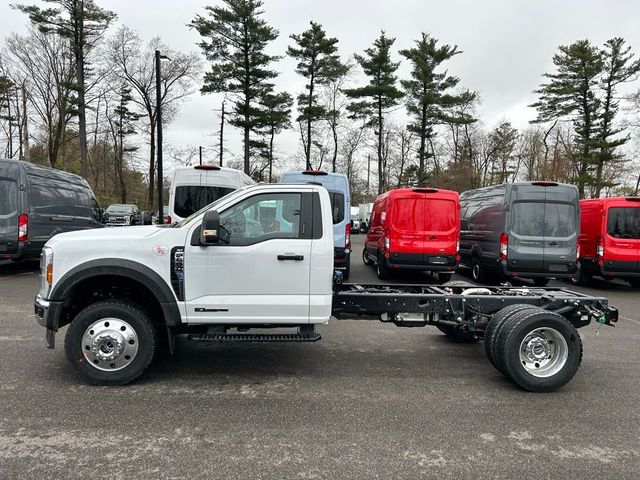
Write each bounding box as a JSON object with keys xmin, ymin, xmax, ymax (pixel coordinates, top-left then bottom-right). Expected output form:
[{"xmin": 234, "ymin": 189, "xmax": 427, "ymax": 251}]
[
  {"xmin": 484, "ymin": 304, "xmax": 540, "ymax": 374},
  {"xmin": 494, "ymin": 308, "xmax": 582, "ymax": 392},
  {"xmin": 437, "ymin": 272, "xmax": 453, "ymax": 283},
  {"xmin": 64, "ymin": 299, "xmax": 157, "ymax": 385},
  {"xmin": 471, "ymin": 256, "xmax": 488, "ymax": 284},
  {"xmin": 376, "ymin": 253, "xmax": 391, "ymax": 280},
  {"xmin": 532, "ymin": 277, "xmax": 550, "ymax": 287},
  {"xmin": 569, "ymin": 262, "xmax": 591, "ymax": 286},
  {"xmin": 362, "ymin": 247, "xmax": 374, "ymax": 266}
]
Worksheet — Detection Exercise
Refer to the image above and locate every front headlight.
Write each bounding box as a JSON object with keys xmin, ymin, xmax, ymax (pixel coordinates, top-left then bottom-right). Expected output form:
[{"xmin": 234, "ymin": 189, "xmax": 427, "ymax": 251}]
[{"xmin": 40, "ymin": 246, "xmax": 54, "ymax": 299}]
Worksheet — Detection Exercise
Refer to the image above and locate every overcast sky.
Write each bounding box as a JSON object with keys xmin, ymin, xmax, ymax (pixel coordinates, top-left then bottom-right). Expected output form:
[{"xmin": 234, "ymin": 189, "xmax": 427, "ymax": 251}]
[{"xmin": 2, "ymin": 0, "xmax": 640, "ymax": 170}]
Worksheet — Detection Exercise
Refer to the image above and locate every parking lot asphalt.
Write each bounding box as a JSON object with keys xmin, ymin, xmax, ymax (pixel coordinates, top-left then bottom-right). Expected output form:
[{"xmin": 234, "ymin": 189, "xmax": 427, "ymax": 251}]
[{"xmin": 1, "ymin": 236, "xmax": 640, "ymax": 479}]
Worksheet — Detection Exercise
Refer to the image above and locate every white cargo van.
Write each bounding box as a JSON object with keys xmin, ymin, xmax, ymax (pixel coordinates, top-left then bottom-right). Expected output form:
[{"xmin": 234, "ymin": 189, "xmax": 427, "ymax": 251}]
[{"xmin": 167, "ymin": 165, "xmax": 254, "ymax": 224}]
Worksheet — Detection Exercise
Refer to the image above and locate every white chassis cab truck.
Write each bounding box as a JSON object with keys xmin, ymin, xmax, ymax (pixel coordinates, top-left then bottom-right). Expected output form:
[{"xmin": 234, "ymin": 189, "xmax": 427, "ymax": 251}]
[{"xmin": 34, "ymin": 184, "xmax": 618, "ymax": 392}]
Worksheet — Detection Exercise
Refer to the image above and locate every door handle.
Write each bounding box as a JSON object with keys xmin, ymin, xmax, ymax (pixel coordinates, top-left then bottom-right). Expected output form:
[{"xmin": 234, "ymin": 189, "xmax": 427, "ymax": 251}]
[
  {"xmin": 547, "ymin": 241, "xmax": 559, "ymax": 246},
  {"xmin": 277, "ymin": 254, "xmax": 304, "ymax": 261}
]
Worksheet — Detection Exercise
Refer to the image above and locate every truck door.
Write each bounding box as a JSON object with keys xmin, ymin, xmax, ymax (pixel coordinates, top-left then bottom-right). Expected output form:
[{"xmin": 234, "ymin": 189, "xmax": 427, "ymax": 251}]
[{"xmin": 183, "ymin": 191, "xmax": 313, "ymax": 324}]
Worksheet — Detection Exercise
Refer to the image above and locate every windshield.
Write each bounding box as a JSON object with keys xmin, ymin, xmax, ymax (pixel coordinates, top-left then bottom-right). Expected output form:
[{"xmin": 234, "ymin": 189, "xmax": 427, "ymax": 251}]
[
  {"xmin": 107, "ymin": 205, "xmax": 132, "ymax": 213},
  {"xmin": 174, "ymin": 185, "xmax": 235, "ymax": 218}
]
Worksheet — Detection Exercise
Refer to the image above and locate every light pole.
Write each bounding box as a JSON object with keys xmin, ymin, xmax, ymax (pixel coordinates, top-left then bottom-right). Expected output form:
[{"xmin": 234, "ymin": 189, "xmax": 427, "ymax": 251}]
[{"xmin": 155, "ymin": 50, "xmax": 170, "ymax": 224}]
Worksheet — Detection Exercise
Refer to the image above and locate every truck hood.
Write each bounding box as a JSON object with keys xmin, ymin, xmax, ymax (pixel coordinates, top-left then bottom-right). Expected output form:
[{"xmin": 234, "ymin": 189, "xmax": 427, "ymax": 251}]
[{"xmin": 46, "ymin": 226, "xmax": 162, "ymax": 247}]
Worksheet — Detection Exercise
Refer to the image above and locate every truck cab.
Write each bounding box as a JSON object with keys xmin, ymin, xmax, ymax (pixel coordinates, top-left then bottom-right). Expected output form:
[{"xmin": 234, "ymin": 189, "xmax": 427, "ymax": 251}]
[{"xmin": 35, "ymin": 184, "xmax": 333, "ymax": 384}]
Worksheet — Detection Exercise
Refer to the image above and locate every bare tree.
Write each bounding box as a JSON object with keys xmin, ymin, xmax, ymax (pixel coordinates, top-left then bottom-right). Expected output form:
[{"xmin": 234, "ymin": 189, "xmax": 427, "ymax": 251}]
[{"xmin": 106, "ymin": 25, "xmax": 201, "ymax": 207}]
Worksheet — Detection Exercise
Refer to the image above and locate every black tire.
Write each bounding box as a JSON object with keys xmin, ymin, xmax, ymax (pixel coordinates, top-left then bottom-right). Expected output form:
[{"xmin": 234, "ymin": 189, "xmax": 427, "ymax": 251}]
[
  {"xmin": 628, "ymin": 278, "xmax": 640, "ymax": 288},
  {"xmin": 569, "ymin": 262, "xmax": 591, "ymax": 286},
  {"xmin": 343, "ymin": 256, "xmax": 351, "ymax": 280},
  {"xmin": 64, "ymin": 299, "xmax": 157, "ymax": 385},
  {"xmin": 436, "ymin": 325, "xmax": 477, "ymax": 343},
  {"xmin": 495, "ymin": 309, "xmax": 583, "ymax": 392},
  {"xmin": 532, "ymin": 277, "xmax": 550, "ymax": 287},
  {"xmin": 471, "ymin": 256, "xmax": 488, "ymax": 284},
  {"xmin": 362, "ymin": 247, "xmax": 374, "ymax": 266},
  {"xmin": 437, "ymin": 272, "xmax": 453, "ymax": 283},
  {"xmin": 376, "ymin": 253, "xmax": 390, "ymax": 280},
  {"xmin": 484, "ymin": 304, "xmax": 540, "ymax": 374}
]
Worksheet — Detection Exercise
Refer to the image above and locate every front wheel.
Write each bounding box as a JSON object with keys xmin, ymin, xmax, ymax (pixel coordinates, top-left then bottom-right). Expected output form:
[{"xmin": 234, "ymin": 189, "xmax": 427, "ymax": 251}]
[
  {"xmin": 569, "ymin": 262, "xmax": 591, "ymax": 286},
  {"xmin": 494, "ymin": 308, "xmax": 582, "ymax": 392},
  {"xmin": 64, "ymin": 299, "xmax": 157, "ymax": 385}
]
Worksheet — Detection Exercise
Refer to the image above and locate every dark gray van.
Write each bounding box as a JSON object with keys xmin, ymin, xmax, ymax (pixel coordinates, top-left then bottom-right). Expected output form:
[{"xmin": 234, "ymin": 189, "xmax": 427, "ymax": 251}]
[
  {"xmin": 0, "ymin": 159, "xmax": 103, "ymax": 261},
  {"xmin": 459, "ymin": 181, "xmax": 579, "ymax": 285}
]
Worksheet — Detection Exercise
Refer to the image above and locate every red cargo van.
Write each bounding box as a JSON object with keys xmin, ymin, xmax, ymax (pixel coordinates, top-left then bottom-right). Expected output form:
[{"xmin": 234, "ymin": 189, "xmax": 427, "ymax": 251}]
[
  {"xmin": 574, "ymin": 197, "xmax": 640, "ymax": 287},
  {"xmin": 363, "ymin": 187, "xmax": 460, "ymax": 281}
]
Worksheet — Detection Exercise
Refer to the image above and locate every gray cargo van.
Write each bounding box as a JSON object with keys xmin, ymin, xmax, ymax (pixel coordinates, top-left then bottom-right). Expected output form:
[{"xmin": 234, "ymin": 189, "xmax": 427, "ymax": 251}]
[
  {"xmin": 0, "ymin": 159, "xmax": 103, "ymax": 261},
  {"xmin": 459, "ymin": 181, "xmax": 579, "ymax": 285}
]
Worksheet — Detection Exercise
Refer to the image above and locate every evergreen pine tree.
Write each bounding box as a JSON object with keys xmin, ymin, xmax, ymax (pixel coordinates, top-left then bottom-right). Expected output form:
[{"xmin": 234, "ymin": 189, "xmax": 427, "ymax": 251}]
[
  {"xmin": 287, "ymin": 21, "xmax": 346, "ymax": 169},
  {"xmin": 399, "ymin": 33, "xmax": 475, "ymax": 185},
  {"xmin": 345, "ymin": 32, "xmax": 403, "ymax": 193},
  {"xmin": 191, "ymin": 0, "xmax": 279, "ymax": 175}
]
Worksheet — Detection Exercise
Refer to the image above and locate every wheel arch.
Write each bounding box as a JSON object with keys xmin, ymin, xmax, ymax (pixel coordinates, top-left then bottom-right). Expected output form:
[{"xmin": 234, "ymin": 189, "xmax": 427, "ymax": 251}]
[{"xmin": 50, "ymin": 258, "xmax": 181, "ymax": 330}]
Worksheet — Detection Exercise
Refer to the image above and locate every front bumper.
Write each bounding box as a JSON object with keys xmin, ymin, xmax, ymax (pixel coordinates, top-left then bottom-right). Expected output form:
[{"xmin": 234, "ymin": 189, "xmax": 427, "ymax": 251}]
[{"xmin": 34, "ymin": 294, "xmax": 63, "ymax": 348}]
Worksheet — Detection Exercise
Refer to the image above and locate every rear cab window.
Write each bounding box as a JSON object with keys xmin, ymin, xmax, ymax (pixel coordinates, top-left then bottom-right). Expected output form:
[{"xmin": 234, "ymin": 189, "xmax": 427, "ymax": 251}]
[{"xmin": 607, "ymin": 207, "xmax": 640, "ymax": 239}]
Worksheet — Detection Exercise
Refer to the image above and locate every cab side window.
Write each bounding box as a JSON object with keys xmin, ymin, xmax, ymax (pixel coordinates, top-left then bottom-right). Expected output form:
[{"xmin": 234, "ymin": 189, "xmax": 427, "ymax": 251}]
[{"xmin": 219, "ymin": 193, "xmax": 302, "ymax": 246}]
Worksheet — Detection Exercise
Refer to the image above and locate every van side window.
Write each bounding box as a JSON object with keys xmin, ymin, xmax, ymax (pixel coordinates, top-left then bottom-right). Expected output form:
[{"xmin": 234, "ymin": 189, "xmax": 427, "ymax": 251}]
[
  {"xmin": 219, "ymin": 193, "xmax": 302, "ymax": 246},
  {"xmin": 0, "ymin": 180, "xmax": 17, "ymax": 215},
  {"xmin": 30, "ymin": 184, "xmax": 90, "ymax": 216},
  {"xmin": 328, "ymin": 192, "xmax": 345, "ymax": 224}
]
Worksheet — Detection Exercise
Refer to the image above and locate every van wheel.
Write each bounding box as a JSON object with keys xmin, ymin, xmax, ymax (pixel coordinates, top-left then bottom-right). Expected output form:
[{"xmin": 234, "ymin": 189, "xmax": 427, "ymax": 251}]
[
  {"xmin": 377, "ymin": 253, "xmax": 390, "ymax": 280},
  {"xmin": 64, "ymin": 299, "xmax": 157, "ymax": 386},
  {"xmin": 494, "ymin": 308, "xmax": 582, "ymax": 392},
  {"xmin": 362, "ymin": 248, "xmax": 374, "ymax": 266},
  {"xmin": 343, "ymin": 257, "xmax": 351, "ymax": 280},
  {"xmin": 569, "ymin": 262, "xmax": 591, "ymax": 286},
  {"xmin": 532, "ymin": 278, "xmax": 549, "ymax": 287},
  {"xmin": 471, "ymin": 256, "xmax": 488, "ymax": 284},
  {"xmin": 437, "ymin": 272, "xmax": 453, "ymax": 283}
]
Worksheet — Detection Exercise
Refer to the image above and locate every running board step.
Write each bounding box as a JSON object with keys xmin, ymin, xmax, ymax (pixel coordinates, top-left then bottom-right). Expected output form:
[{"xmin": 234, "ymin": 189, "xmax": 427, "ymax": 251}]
[{"xmin": 188, "ymin": 332, "xmax": 321, "ymax": 342}]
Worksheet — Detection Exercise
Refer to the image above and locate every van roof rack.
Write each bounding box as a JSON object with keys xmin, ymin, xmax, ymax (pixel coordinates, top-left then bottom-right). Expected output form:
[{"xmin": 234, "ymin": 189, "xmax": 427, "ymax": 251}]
[{"xmin": 194, "ymin": 164, "xmax": 221, "ymax": 170}]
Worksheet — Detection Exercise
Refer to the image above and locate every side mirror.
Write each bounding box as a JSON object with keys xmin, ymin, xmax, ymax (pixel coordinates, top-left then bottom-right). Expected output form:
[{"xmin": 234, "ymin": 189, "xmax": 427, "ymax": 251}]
[{"xmin": 199, "ymin": 210, "xmax": 220, "ymax": 245}]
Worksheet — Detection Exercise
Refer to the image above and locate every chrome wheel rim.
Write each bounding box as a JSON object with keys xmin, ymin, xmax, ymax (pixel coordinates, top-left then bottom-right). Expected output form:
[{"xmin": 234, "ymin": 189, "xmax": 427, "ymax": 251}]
[
  {"xmin": 82, "ymin": 318, "xmax": 139, "ymax": 372},
  {"xmin": 519, "ymin": 327, "xmax": 568, "ymax": 378}
]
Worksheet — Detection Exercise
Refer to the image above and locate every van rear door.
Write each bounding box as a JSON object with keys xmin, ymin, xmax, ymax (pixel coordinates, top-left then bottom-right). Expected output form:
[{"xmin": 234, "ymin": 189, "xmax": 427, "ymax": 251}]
[
  {"xmin": 542, "ymin": 200, "xmax": 578, "ymax": 274},
  {"xmin": 604, "ymin": 201, "xmax": 640, "ymax": 273},
  {"xmin": 0, "ymin": 174, "xmax": 19, "ymax": 256},
  {"xmin": 421, "ymin": 194, "xmax": 458, "ymax": 265}
]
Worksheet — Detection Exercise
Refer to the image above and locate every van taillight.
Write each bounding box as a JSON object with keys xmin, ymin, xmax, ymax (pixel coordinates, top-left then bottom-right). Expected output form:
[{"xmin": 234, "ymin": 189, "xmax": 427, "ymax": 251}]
[
  {"xmin": 576, "ymin": 243, "xmax": 580, "ymax": 261},
  {"xmin": 456, "ymin": 235, "xmax": 461, "ymax": 261},
  {"xmin": 167, "ymin": 215, "xmax": 172, "ymax": 225},
  {"xmin": 499, "ymin": 233, "xmax": 508, "ymax": 260},
  {"xmin": 18, "ymin": 214, "xmax": 28, "ymax": 242},
  {"xmin": 345, "ymin": 223, "xmax": 351, "ymax": 249},
  {"xmin": 596, "ymin": 237, "xmax": 604, "ymax": 259}
]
